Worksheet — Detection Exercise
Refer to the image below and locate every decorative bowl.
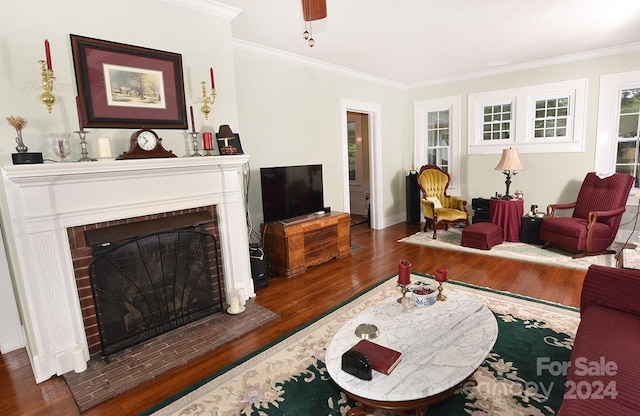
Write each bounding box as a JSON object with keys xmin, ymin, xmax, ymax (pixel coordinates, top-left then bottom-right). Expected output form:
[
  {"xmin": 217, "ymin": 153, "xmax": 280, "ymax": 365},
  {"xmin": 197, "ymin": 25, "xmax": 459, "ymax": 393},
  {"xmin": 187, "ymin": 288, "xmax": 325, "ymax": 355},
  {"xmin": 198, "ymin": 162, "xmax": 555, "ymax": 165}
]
[
  {"xmin": 413, "ymin": 286, "xmax": 437, "ymax": 307},
  {"xmin": 355, "ymin": 323, "xmax": 379, "ymax": 339}
]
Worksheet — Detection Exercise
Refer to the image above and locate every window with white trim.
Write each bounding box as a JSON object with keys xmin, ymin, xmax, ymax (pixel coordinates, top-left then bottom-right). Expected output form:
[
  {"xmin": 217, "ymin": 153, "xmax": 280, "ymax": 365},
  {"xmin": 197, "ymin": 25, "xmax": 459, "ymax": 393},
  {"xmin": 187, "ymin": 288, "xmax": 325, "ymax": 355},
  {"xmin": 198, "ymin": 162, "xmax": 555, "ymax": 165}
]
[
  {"xmin": 414, "ymin": 96, "xmax": 461, "ymax": 192},
  {"xmin": 595, "ymin": 71, "xmax": 640, "ymax": 195},
  {"xmin": 469, "ymin": 79, "xmax": 587, "ymax": 155},
  {"xmin": 532, "ymin": 96, "xmax": 570, "ymax": 139},
  {"xmin": 426, "ymin": 109, "xmax": 450, "ymax": 171},
  {"xmin": 614, "ymin": 88, "xmax": 640, "ymax": 184},
  {"xmin": 482, "ymin": 102, "xmax": 513, "ymax": 142}
]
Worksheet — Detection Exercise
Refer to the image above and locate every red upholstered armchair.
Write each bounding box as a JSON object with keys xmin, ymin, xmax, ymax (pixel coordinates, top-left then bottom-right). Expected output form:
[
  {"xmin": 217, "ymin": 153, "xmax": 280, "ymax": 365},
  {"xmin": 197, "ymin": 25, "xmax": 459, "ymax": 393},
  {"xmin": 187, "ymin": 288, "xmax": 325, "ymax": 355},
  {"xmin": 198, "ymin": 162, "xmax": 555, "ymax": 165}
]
[{"xmin": 539, "ymin": 172, "xmax": 634, "ymax": 258}]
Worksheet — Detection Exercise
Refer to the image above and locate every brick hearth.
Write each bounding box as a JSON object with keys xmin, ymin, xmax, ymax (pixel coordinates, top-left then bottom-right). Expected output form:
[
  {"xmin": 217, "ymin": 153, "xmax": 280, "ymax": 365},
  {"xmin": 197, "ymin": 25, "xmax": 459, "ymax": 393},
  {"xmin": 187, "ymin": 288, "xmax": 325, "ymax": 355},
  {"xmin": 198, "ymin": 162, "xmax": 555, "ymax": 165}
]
[{"xmin": 63, "ymin": 300, "xmax": 279, "ymax": 412}]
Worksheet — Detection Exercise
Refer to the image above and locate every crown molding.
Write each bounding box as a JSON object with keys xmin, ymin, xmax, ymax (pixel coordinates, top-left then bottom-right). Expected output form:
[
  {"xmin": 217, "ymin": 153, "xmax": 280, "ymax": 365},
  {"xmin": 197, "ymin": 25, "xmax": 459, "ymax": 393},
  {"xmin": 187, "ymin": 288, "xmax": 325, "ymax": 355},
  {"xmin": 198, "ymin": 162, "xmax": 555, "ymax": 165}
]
[
  {"xmin": 410, "ymin": 42, "xmax": 640, "ymax": 89},
  {"xmin": 232, "ymin": 39, "xmax": 408, "ymax": 89},
  {"xmin": 162, "ymin": 0, "xmax": 242, "ymax": 20},
  {"xmin": 234, "ymin": 39, "xmax": 640, "ymax": 90}
]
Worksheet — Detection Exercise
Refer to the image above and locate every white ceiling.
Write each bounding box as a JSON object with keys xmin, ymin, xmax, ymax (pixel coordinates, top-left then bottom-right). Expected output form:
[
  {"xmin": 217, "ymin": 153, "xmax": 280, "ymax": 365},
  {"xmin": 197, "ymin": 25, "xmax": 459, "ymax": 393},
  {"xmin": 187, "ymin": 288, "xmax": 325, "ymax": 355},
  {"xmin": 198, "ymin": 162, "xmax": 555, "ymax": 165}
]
[{"xmin": 215, "ymin": 0, "xmax": 640, "ymax": 87}]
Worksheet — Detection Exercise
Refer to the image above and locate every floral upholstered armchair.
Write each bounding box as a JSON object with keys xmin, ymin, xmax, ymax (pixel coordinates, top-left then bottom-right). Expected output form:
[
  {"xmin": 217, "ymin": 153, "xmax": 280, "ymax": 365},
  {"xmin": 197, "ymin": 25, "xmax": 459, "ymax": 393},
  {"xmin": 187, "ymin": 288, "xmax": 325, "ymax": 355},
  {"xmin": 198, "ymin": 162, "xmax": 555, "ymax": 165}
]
[{"xmin": 417, "ymin": 165, "xmax": 469, "ymax": 239}]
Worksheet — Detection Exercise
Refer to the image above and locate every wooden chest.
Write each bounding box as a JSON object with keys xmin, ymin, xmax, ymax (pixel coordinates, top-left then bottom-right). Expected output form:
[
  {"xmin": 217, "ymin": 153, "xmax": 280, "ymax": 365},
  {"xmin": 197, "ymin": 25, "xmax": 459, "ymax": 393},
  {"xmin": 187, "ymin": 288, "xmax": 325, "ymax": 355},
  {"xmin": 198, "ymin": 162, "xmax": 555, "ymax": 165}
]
[{"xmin": 262, "ymin": 211, "xmax": 351, "ymax": 278}]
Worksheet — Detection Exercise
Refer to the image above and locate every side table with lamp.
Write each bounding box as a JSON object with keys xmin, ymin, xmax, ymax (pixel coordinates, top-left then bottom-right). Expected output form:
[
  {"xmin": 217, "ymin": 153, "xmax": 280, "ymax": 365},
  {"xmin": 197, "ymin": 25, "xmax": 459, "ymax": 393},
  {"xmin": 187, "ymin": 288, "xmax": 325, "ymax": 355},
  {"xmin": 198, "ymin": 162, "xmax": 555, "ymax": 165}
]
[{"xmin": 492, "ymin": 147, "xmax": 525, "ymax": 242}]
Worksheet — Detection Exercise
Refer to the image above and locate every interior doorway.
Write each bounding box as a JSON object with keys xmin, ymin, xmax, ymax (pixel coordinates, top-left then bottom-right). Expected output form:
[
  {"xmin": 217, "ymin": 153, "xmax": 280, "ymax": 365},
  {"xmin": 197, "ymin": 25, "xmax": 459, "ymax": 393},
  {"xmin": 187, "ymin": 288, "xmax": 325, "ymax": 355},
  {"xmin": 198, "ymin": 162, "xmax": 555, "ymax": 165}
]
[
  {"xmin": 341, "ymin": 99, "xmax": 382, "ymax": 230},
  {"xmin": 347, "ymin": 111, "xmax": 370, "ymax": 226}
]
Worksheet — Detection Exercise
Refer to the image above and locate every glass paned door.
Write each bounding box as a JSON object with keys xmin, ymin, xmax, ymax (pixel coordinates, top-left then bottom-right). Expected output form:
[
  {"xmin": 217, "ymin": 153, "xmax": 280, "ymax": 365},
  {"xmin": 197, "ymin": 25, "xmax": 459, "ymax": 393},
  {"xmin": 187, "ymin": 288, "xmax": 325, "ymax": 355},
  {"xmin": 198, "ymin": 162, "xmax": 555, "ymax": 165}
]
[{"xmin": 348, "ymin": 121, "xmax": 356, "ymax": 181}]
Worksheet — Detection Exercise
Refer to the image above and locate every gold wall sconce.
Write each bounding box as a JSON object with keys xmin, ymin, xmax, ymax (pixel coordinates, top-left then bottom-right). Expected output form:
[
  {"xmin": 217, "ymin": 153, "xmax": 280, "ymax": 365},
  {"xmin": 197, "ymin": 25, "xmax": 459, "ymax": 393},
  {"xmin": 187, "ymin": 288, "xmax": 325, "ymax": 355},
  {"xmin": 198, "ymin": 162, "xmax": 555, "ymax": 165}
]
[
  {"xmin": 39, "ymin": 40, "xmax": 55, "ymax": 113},
  {"xmin": 200, "ymin": 67, "xmax": 216, "ymax": 120}
]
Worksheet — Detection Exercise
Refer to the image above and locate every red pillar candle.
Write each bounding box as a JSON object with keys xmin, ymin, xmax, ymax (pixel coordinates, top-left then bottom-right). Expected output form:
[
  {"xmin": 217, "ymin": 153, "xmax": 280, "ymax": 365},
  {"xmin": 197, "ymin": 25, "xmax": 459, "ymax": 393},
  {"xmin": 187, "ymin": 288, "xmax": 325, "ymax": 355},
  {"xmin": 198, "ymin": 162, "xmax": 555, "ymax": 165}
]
[
  {"xmin": 44, "ymin": 39, "xmax": 52, "ymax": 70},
  {"xmin": 398, "ymin": 259, "xmax": 411, "ymax": 285},
  {"xmin": 76, "ymin": 96, "xmax": 84, "ymax": 132},
  {"xmin": 435, "ymin": 268, "xmax": 448, "ymax": 282},
  {"xmin": 202, "ymin": 132, "xmax": 213, "ymax": 150},
  {"xmin": 210, "ymin": 67, "xmax": 215, "ymax": 89},
  {"xmin": 189, "ymin": 106, "xmax": 196, "ymax": 133}
]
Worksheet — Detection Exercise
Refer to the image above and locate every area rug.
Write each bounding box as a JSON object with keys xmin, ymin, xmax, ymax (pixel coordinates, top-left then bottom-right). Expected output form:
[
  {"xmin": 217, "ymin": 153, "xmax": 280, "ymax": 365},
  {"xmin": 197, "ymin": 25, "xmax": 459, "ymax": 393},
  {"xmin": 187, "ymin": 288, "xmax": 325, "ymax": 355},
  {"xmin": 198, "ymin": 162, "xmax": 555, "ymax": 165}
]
[
  {"xmin": 64, "ymin": 301, "xmax": 279, "ymax": 412},
  {"xmin": 399, "ymin": 228, "xmax": 616, "ymax": 270},
  {"xmin": 144, "ymin": 273, "xmax": 579, "ymax": 416}
]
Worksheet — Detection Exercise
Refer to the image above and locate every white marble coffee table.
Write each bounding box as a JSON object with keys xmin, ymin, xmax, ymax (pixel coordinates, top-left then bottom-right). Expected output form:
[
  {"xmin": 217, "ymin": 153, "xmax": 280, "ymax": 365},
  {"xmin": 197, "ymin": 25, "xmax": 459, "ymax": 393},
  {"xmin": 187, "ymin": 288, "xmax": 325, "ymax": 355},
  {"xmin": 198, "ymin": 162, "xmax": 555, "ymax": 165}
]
[{"xmin": 325, "ymin": 287, "xmax": 498, "ymax": 415}]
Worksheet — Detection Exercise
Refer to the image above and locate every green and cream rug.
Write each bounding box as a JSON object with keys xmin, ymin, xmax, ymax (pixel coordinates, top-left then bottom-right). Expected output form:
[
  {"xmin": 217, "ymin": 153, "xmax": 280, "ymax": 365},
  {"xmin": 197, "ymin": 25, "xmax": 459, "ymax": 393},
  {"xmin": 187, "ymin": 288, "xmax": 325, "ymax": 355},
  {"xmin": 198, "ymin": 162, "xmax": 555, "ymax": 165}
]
[
  {"xmin": 144, "ymin": 274, "xmax": 579, "ymax": 416},
  {"xmin": 399, "ymin": 228, "xmax": 616, "ymax": 270}
]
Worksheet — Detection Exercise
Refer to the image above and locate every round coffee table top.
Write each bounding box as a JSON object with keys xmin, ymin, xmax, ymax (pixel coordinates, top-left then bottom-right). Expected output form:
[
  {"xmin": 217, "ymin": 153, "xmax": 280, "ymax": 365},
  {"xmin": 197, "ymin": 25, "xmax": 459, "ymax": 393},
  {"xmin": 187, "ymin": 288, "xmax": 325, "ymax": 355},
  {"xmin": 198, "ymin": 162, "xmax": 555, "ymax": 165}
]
[{"xmin": 325, "ymin": 288, "xmax": 498, "ymax": 402}]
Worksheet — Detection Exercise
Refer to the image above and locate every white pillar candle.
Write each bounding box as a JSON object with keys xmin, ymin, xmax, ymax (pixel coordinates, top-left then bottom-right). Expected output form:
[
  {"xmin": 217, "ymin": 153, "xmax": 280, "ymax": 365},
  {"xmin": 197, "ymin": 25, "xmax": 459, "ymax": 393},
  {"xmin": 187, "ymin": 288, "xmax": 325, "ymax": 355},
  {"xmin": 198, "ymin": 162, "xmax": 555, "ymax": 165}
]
[
  {"xmin": 237, "ymin": 287, "xmax": 246, "ymax": 306},
  {"xmin": 97, "ymin": 136, "xmax": 112, "ymax": 158},
  {"xmin": 71, "ymin": 345, "xmax": 87, "ymax": 373},
  {"xmin": 229, "ymin": 295, "xmax": 241, "ymax": 313}
]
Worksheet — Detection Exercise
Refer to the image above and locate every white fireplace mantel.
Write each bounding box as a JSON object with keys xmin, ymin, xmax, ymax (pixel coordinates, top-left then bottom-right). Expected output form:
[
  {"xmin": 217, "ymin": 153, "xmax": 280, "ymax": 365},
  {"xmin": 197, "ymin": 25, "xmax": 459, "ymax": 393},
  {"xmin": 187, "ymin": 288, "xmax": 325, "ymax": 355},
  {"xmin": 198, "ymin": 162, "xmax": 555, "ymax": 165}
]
[{"xmin": 1, "ymin": 155, "xmax": 253, "ymax": 382}]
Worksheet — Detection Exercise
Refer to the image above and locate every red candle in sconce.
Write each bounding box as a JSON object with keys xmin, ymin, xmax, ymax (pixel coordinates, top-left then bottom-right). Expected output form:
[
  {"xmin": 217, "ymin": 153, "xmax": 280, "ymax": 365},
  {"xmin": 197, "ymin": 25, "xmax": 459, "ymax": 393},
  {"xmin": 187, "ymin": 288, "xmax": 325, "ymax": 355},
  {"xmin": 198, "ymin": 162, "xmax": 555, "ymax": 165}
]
[
  {"xmin": 44, "ymin": 39, "xmax": 52, "ymax": 70},
  {"xmin": 210, "ymin": 67, "xmax": 215, "ymax": 89},
  {"xmin": 189, "ymin": 106, "xmax": 196, "ymax": 133},
  {"xmin": 202, "ymin": 132, "xmax": 213, "ymax": 150},
  {"xmin": 398, "ymin": 259, "xmax": 411, "ymax": 285},
  {"xmin": 435, "ymin": 268, "xmax": 448, "ymax": 282}
]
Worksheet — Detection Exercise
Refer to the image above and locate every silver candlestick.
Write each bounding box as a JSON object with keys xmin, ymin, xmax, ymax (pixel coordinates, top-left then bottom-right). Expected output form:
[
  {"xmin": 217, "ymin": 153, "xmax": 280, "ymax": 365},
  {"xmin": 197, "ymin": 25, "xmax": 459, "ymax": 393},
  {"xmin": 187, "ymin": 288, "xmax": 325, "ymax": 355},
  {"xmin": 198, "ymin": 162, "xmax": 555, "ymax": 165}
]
[
  {"xmin": 74, "ymin": 131, "xmax": 96, "ymax": 162},
  {"xmin": 189, "ymin": 131, "xmax": 201, "ymax": 157}
]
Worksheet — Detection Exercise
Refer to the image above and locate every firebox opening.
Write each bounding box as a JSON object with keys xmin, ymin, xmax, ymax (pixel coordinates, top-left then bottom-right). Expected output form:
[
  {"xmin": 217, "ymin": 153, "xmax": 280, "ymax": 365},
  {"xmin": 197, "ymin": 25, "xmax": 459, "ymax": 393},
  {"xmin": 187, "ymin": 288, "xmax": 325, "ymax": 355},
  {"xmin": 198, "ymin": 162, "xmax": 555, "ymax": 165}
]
[{"xmin": 85, "ymin": 211, "xmax": 224, "ymax": 358}]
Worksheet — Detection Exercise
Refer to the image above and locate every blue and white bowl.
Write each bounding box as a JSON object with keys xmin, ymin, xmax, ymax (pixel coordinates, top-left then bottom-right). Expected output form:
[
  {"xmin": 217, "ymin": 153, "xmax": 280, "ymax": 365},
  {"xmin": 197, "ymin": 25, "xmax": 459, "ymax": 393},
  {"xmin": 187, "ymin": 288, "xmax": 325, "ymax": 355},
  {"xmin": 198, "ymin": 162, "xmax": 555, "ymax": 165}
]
[{"xmin": 413, "ymin": 286, "xmax": 437, "ymax": 307}]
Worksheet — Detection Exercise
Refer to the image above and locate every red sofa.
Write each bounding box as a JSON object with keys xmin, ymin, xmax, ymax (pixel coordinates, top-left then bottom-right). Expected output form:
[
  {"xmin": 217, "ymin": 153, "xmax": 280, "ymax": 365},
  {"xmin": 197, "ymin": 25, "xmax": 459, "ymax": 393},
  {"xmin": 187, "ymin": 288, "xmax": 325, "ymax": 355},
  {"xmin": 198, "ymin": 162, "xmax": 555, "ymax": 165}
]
[{"xmin": 558, "ymin": 264, "xmax": 640, "ymax": 415}]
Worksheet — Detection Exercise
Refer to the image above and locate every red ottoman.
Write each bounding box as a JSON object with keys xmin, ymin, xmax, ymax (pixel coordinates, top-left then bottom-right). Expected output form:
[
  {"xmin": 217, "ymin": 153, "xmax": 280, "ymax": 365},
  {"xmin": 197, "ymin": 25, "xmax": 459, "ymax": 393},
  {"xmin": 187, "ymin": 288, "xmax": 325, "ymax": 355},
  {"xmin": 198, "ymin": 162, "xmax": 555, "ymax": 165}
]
[{"xmin": 461, "ymin": 222, "xmax": 503, "ymax": 250}]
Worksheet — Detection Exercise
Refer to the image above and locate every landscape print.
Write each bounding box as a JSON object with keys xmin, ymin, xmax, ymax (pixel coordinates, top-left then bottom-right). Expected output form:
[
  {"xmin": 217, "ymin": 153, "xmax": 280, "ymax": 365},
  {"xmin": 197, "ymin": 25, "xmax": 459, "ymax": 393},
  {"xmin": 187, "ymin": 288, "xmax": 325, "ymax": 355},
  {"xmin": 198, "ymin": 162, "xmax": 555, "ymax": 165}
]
[{"xmin": 104, "ymin": 63, "xmax": 167, "ymax": 109}]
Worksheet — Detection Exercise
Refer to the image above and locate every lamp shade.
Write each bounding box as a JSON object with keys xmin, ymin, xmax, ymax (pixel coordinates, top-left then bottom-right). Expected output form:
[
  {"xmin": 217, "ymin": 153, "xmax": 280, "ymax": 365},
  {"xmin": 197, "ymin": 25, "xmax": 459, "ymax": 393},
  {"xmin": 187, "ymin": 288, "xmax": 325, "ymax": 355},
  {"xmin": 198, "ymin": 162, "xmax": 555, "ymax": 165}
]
[
  {"xmin": 494, "ymin": 148, "xmax": 525, "ymax": 172},
  {"xmin": 217, "ymin": 124, "xmax": 234, "ymax": 138}
]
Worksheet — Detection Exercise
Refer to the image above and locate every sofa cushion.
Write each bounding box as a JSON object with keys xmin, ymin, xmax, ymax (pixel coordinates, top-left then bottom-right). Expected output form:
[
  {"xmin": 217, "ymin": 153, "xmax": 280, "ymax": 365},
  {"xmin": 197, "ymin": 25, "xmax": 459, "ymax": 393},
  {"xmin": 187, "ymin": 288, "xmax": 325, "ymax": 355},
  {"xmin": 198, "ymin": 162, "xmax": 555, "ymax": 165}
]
[
  {"xmin": 558, "ymin": 394, "xmax": 640, "ymax": 416},
  {"xmin": 558, "ymin": 305, "xmax": 640, "ymax": 415}
]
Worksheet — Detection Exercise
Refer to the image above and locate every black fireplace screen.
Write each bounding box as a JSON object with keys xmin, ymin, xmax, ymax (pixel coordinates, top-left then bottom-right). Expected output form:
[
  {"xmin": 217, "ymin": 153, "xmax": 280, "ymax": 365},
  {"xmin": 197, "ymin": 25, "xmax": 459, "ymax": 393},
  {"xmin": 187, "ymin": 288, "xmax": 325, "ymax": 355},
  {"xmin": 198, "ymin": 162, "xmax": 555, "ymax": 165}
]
[{"xmin": 88, "ymin": 230, "xmax": 223, "ymax": 357}]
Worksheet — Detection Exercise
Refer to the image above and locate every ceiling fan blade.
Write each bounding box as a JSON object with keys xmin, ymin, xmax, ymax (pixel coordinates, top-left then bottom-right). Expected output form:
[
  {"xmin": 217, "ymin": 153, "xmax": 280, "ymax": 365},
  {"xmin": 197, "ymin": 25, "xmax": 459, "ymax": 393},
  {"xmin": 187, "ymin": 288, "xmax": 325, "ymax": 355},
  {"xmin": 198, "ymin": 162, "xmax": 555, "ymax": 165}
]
[{"xmin": 302, "ymin": 0, "xmax": 327, "ymax": 21}]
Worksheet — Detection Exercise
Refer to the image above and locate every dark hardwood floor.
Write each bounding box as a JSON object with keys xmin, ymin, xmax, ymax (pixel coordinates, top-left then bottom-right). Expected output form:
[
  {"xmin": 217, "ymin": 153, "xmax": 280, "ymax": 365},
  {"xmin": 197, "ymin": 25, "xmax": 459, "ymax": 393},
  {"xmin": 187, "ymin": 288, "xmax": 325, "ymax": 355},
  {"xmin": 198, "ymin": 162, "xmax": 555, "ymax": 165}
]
[{"xmin": 0, "ymin": 221, "xmax": 587, "ymax": 415}]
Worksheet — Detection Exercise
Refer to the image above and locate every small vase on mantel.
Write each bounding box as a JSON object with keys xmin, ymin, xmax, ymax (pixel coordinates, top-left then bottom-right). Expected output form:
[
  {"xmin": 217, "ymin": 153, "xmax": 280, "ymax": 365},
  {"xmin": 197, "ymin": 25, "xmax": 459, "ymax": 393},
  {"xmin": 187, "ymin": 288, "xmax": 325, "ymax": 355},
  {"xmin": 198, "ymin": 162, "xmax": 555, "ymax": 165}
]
[
  {"xmin": 11, "ymin": 131, "xmax": 43, "ymax": 165},
  {"xmin": 15, "ymin": 131, "xmax": 28, "ymax": 153}
]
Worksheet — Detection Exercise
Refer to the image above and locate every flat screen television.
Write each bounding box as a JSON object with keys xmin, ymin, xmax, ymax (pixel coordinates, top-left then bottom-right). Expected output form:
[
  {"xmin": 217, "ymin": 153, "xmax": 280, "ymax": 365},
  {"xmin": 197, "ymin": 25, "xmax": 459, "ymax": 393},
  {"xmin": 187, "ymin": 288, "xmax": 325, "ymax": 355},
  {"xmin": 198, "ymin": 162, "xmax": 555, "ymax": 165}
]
[{"xmin": 260, "ymin": 164, "xmax": 324, "ymax": 223}]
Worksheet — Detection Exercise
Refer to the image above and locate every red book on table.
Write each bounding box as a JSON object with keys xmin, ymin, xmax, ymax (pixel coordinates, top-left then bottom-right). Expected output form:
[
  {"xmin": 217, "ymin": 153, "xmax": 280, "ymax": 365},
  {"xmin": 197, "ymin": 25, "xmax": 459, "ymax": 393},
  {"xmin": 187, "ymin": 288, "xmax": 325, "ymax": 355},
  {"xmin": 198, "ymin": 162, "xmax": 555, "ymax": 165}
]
[{"xmin": 350, "ymin": 339, "xmax": 402, "ymax": 375}]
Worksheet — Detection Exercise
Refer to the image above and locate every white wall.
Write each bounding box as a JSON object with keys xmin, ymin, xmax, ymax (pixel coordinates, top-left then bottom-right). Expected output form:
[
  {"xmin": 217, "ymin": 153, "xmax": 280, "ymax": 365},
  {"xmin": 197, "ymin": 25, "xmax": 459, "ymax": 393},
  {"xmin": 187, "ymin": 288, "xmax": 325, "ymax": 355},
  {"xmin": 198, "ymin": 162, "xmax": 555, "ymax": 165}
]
[
  {"xmin": 232, "ymin": 49, "xmax": 410, "ymax": 229},
  {"xmin": 0, "ymin": 1, "xmax": 240, "ymax": 161}
]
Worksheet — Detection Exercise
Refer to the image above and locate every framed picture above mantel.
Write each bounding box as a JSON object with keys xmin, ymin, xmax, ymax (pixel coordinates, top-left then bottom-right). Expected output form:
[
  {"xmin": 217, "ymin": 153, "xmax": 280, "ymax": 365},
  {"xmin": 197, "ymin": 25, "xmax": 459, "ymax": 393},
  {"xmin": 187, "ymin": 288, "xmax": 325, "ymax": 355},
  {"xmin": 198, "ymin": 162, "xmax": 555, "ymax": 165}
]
[{"xmin": 70, "ymin": 34, "xmax": 187, "ymax": 129}]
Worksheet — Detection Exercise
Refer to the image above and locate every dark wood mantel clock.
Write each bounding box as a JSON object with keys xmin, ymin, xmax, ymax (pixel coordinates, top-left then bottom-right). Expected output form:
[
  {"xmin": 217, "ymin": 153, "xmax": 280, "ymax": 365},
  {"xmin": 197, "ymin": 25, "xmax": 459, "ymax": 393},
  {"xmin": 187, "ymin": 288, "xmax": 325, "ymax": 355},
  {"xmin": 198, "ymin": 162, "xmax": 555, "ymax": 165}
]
[{"xmin": 120, "ymin": 129, "xmax": 177, "ymax": 159}]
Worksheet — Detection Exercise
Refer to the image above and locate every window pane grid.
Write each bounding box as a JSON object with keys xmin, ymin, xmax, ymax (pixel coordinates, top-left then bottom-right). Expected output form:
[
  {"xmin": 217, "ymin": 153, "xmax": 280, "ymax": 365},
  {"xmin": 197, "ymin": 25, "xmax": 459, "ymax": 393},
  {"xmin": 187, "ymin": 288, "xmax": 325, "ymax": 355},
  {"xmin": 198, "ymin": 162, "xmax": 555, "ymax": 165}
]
[
  {"xmin": 615, "ymin": 88, "xmax": 640, "ymax": 185},
  {"xmin": 482, "ymin": 104, "xmax": 511, "ymax": 141},
  {"xmin": 533, "ymin": 97, "xmax": 570, "ymax": 139},
  {"xmin": 425, "ymin": 110, "xmax": 450, "ymax": 170},
  {"xmin": 347, "ymin": 121, "xmax": 356, "ymax": 181}
]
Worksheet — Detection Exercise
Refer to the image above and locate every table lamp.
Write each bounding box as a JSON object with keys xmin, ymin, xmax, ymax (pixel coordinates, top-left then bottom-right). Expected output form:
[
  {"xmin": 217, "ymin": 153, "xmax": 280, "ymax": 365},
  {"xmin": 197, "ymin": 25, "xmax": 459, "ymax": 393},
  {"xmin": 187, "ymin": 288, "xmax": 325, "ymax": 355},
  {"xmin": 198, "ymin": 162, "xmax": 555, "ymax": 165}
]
[
  {"xmin": 495, "ymin": 147, "xmax": 524, "ymax": 200},
  {"xmin": 216, "ymin": 124, "xmax": 238, "ymax": 155}
]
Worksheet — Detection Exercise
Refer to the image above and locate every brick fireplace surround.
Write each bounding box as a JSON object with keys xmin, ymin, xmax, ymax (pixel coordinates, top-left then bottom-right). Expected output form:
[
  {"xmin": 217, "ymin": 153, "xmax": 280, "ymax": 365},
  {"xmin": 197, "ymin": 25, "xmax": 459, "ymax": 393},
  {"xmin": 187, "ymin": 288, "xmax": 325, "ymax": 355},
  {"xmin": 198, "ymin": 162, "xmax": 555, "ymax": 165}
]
[
  {"xmin": 68, "ymin": 204, "xmax": 222, "ymax": 355},
  {"xmin": 1, "ymin": 155, "xmax": 253, "ymax": 383}
]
